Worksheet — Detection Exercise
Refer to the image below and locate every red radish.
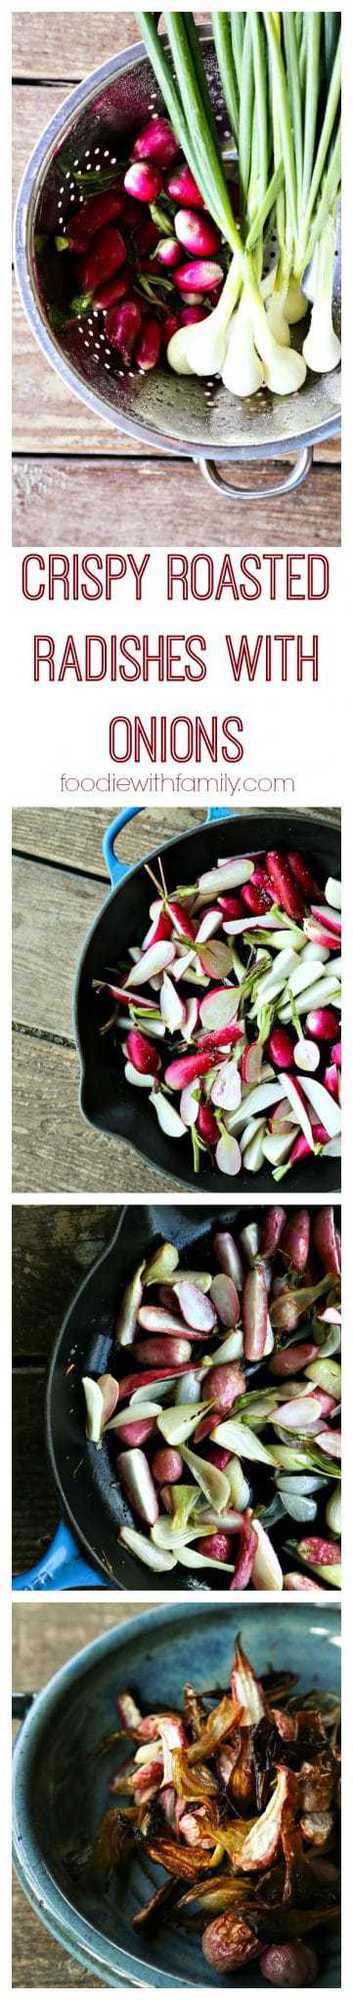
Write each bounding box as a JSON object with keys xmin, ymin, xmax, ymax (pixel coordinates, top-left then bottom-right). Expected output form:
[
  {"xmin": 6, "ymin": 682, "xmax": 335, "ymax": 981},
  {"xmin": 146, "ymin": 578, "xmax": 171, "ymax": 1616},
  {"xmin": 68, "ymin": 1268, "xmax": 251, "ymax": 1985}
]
[
  {"xmin": 167, "ymin": 163, "xmax": 205, "ymax": 206},
  {"xmin": 230, "ymin": 1516, "xmax": 257, "ymax": 1591},
  {"xmin": 134, "ymin": 214, "xmax": 160, "ymax": 254},
  {"xmin": 58, "ymin": 185, "xmax": 125, "ymax": 252},
  {"xmin": 163, "ymin": 311, "xmax": 182, "ymax": 344},
  {"xmin": 304, "ymin": 921, "xmax": 338, "ymax": 949},
  {"xmin": 143, "ymin": 908, "xmax": 172, "ymax": 949},
  {"xmin": 156, "ymin": 236, "xmax": 181, "ymax": 268},
  {"xmin": 312, "ymin": 1206, "xmax": 340, "ymax": 1276},
  {"xmin": 267, "ymin": 1026, "xmax": 294, "ymax": 1070},
  {"xmin": 310, "ymin": 903, "xmax": 341, "ymax": 937},
  {"xmin": 92, "ymin": 272, "xmax": 129, "ymax": 309},
  {"xmin": 197, "ymin": 1103, "xmax": 219, "ymax": 1144},
  {"xmin": 287, "ymin": 851, "xmax": 319, "ymax": 897},
  {"xmin": 209, "ymin": 1274, "xmax": 240, "ymax": 1326},
  {"xmin": 283, "ymin": 1572, "xmax": 324, "ymax": 1593},
  {"xmin": 305, "ymin": 1007, "xmax": 339, "ymax": 1040},
  {"xmin": 323, "ymin": 1064, "xmax": 340, "ymax": 1100},
  {"xmin": 174, "ymin": 208, "xmax": 220, "ymax": 256},
  {"xmin": 132, "ymin": 117, "xmax": 179, "ymax": 166},
  {"xmin": 331, "ymin": 1040, "xmax": 341, "ymax": 1065},
  {"xmin": 138, "ymin": 1306, "xmax": 188, "ymax": 1336},
  {"xmin": 213, "ymin": 1231, "xmax": 243, "ymax": 1288},
  {"xmin": 132, "ymin": 1338, "xmax": 192, "ymax": 1367},
  {"xmin": 121, "ymin": 1366, "xmax": 193, "ymax": 1398},
  {"xmin": 105, "ymin": 299, "xmax": 142, "ymax": 361},
  {"xmin": 199, "ymin": 987, "xmax": 239, "ymax": 1032},
  {"xmin": 180, "ymin": 304, "xmax": 207, "ymax": 324},
  {"xmin": 125, "ymin": 1030, "xmax": 160, "ymax": 1077},
  {"xmin": 193, "ymin": 1412, "xmax": 218, "ymax": 1444},
  {"xmin": 269, "ymin": 1341, "xmax": 317, "ymax": 1377},
  {"xmin": 174, "ymin": 259, "xmax": 223, "ymax": 294},
  {"xmin": 260, "ymin": 1209, "xmax": 287, "ymax": 1257},
  {"xmin": 77, "ymin": 225, "xmax": 127, "ymax": 296},
  {"xmin": 206, "ymin": 1443, "xmax": 232, "ymax": 1471},
  {"xmin": 240, "ymin": 1042, "xmax": 263, "ymax": 1086},
  {"xmin": 265, "ymin": 852, "xmax": 305, "ymax": 920},
  {"xmin": 124, "ymin": 161, "xmax": 163, "ymax": 202},
  {"xmin": 198, "ymin": 1024, "xmax": 244, "ymax": 1054},
  {"xmin": 281, "ymin": 1209, "xmax": 310, "ymax": 1273},
  {"xmin": 135, "ymin": 317, "xmax": 162, "ymax": 371},
  {"xmin": 243, "ymin": 1266, "xmax": 268, "ymax": 1361},
  {"xmin": 167, "ymin": 901, "xmax": 196, "ymax": 940},
  {"xmin": 115, "ymin": 1416, "xmax": 156, "ymax": 1447},
  {"xmin": 260, "ymin": 1944, "xmax": 318, "ymax": 1985},
  {"xmin": 204, "ymin": 1362, "xmax": 245, "ymax": 1414},
  {"xmin": 151, "ymin": 1448, "xmax": 183, "ymax": 1485},
  {"xmin": 196, "ymin": 1531, "xmax": 233, "ymax": 1563},
  {"xmin": 241, "ymin": 877, "xmax": 273, "ymax": 915},
  {"xmin": 164, "ymin": 1050, "xmax": 218, "ymax": 1090},
  {"xmin": 297, "ymin": 1535, "xmax": 340, "ymax": 1564},
  {"xmin": 125, "ymin": 940, "xmax": 175, "ymax": 988},
  {"xmin": 217, "ymin": 895, "xmax": 243, "ymax": 918},
  {"xmin": 287, "ymin": 1133, "xmax": 312, "ymax": 1166},
  {"xmin": 118, "ymin": 1447, "xmax": 159, "ymax": 1525}
]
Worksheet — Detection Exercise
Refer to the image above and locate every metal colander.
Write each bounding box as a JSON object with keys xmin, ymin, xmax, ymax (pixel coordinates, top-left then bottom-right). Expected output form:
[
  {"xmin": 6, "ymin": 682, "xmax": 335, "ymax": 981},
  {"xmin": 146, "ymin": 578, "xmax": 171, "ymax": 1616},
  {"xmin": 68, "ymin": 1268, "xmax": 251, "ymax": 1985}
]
[{"xmin": 15, "ymin": 35, "xmax": 341, "ymax": 500}]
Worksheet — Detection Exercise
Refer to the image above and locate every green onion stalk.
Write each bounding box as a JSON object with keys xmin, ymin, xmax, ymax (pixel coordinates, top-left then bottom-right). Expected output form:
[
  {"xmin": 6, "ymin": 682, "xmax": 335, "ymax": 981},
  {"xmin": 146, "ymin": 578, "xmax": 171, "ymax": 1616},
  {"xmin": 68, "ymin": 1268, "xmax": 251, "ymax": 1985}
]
[{"xmin": 137, "ymin": 11, "xmax": 341, "ymax": 398}]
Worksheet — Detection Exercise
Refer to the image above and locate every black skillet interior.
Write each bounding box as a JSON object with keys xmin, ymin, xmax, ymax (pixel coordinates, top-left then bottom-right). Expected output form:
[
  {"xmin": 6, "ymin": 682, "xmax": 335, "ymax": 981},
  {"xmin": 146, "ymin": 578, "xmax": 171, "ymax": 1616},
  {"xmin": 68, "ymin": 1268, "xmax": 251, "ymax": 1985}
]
[
  {"xmin": 47, "ymin": 1201, "xmax": 340, "ymax": 1591},
  {"xmin": 76, "ymin": 810, "xmax": 341, "ymax": 1193}
]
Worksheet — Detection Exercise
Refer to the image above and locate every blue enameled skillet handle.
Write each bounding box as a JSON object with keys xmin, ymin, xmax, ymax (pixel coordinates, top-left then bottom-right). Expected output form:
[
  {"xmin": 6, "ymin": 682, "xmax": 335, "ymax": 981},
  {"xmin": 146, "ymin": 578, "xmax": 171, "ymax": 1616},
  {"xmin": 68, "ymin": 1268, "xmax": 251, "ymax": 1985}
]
[
  {"xmin": 12, "ymin": 1519, "xmax": 106, "ymax": 1592},
  {"xmin": 102, "ymin": 803, "xmax": 233, "ymax": 886}
]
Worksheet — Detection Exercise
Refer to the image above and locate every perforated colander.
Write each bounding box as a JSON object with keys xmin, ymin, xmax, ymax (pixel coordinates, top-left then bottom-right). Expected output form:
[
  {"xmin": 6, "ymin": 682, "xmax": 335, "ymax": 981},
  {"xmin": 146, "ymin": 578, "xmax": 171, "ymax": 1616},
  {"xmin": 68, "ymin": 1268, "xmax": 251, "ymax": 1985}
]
[{"xmin": 15, "ymin": 35, "xmax": 341, "ymax": 501}]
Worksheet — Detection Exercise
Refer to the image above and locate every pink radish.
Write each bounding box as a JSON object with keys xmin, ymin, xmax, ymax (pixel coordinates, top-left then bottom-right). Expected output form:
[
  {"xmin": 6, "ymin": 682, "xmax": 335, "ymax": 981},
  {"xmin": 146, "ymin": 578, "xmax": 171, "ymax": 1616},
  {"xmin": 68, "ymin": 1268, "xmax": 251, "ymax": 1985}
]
[
  {"xmin": 118, "ymin": 1448, "xmax": 159, "ymax": 1525},
  {"xmin": 240, "ymin": 1042, "xmax": 264, "ymax": 1086},
  {"xmin": 167, "ymin": 163, "xmax": 205, "ymax": 207},
  {"xmin": 133, "ymin": 117, "xmax": 179, "ymax": 167},
  {"xmin": 217, "ymin": 894, "xmax": 244, "ymax": 918},
  {"xmin": 135, "ymin": 314, "xmax": 163, "ymax": 369},
  {"xmin": 229, "ymin": 1516, "xmax": 258, "ymax": 1590},
  {"xmin": 198, "ymin": 1024, "xmax": 244, "ymax": 1054},
  {"xmin": 138, "ymin": 1306, "xmax": 187, "ymax": 1336},
  {"xmin": 207, "ymin": 1443, "xmax": 232, "ymax": 1471},
  {"xmin": 273, "ymin": 1395, "xmax": 323, "ymax": 1432},
  {"xmin": 323, "ymin": 1064, "xmax": 340, "ymax": 1100},
  {"xmin": 174, "ymin": 258, "xmax": 223, "ymax": 293},
  {"xmin": 167, "ymin": 901, "xmax": 196, "ymax": 940},
  {"xmin": 213, "ymin": 1232, "xmax": 243, "ymax": 1288},
  {"xmin": 174, "ymin": 208, "xmax": 220, "ymax": 256},
  {"xmin": 331, "ymin": 1040, "xmax": 341, "ymax": 1065},
  {"xmin": 142, "ymin": 908, "xmax": 172, "ymax": 950},
  {"xmin": 114, "ymin": 1416, "xmax": 157, "ymax": 1447},
  {"xmin": 196, "ymin": 1531, "xmax": 233, "ymax": 1563},
  {"xmin": 266, "ymin": 852, "xmax": 305, "ymax": 920},
  {"xmin": 124, "ymin": 161, "xmax": 163, "ymax": 202},
  {"xmin": 310, "ymin": 903, "xmax": 341, "ymax": 937},
  {"xmin": 164, "ymin": 1049, "xmax": 217, "ymax": 1090}
]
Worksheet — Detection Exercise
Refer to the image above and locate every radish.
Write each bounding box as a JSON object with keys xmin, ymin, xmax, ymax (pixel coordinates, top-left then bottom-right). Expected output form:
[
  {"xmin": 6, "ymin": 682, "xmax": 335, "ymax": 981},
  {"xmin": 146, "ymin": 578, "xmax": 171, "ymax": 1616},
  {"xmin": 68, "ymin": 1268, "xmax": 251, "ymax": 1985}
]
[
  {"xmin": 173, "ymin": 1281, "xmax": 217, "ymax": 1332},
  {"xmin": 243, "ymin": 1265, "xmax": 268, "ymax": 1360},
  {"xmin": 273, "ymin": 1395, "xmax": 323, "ymax": 1433},
  {"xmin": 312, "ymin": 1206, "xmax": 341, "ymax": 1276},
  {"xmin": 124, "ymin": 940, "xmax": 175, "ymax": 988},
  {"xmin": 151, "ymin": 1448, "xmax": 183, "ymax": 1485},
  {"xmin": 242, "ymin": 1124, "xmax": 266, "ymax": 1172},
  {"xmin": 294, "ymin": 1038, "xmax": 320, "ymax": 1072},
  {"xmin": 167, "ymin": 163, "xmax": 205, "ymax": 208},
  {"xmin": 132, "ymin": 117, "xmax": 179, "ymax": 167},
  {"xmin": 211, "ymin": 1061, "xmax": 242, "ymax": 1111},
  {"xmin": 114, "ymin": 1415, "xmax": 157, "ymax": 1448},
  {"xmin": 287, "ymin": 851, "xmax": 319, "ymax": 898},
  {"xmin": 311, "ymin": 901, "xmax": 341, "ymax": 936},
  {"xmin": 125, "ymin": 1030, "xmax": 160, "ymax": 1076},
  {"xmin": 124, "ymin": 1062, "xmax": 157, "ymax": 1089},
  {"xmin": 197, "ymin": 857, "xmax": 254, "ymax": 898},
  {"xmin": 160, "ymin": 974, "xmax": 186, "ymax": 1033},
  {"xmin": 209, "ymin": 1274, "xmax": 240, "ymax": 1327},
  {"xmin": 281, "ymin": 1209, "xmax": 310, "ymax": 1272},
  {"xmin": 300, "ymin": 1075, "xmax": 341, "ymax": 1137},
  {"xmin": 251, "ymin": 1520, "xmax": 283, "ymax": 1591},
  {"xmin": 82, "ymin": 1373, "xmax": 119, "ymax": 1445},
  {"xmin": 215, "ymin": 1134, "xmax": 242, "ymax": 1176},
  {"xmin": 229, "ymin": 1515, "xmax": 258, "ymax": 1590},
  {"xmin": 305, "ymin": 1007, "xmax": 339, "ymax": 1039},
  {"xmin": 195, "ymin": 907, "xmax": 223, "ymax": 944},
  {"xmin": 240, "ymin": 1042, "xmax": 264, "ymax": 1085},
  {"xmin": 324, "ymin": 876, "xmax": 341, "ymax": 910},
  {"xmin": 174, "ymin": 258, "xmax": 223, "ymax": 293},
  {"xmin": 180, "ymin": 1081, "xmax": 200, "ymax": 1127},
  {"xmin": 152, "ymin": 1093, "xmax": 187, "ymax": 1139},
  {"xmin": 199, "ymin": 989, "xmax": 239, "ymax": 1033},
  {"xmin": 266, "ymin": 852, "xmax": 304, "ymax": 920},
  {"xmin": 196, "ymin": 1530, "xmax": 233, "ymax": 1563},
  {"xmin": 197, "ymin": 1103, "xmax": 219, "ymax": 1144},
  {"xmin": 203, "ymin": 1361, "xmax": 245, "ymax": 1414},
  {"xmin": 278, "ymin": 1073, "xmax": 315, "ymax": 1149},
  {"xmin": 132, "ymin": 1338, "xmax": 192, "ymax": 1368},
  {"xmin": 270, "ymin": 1342, "xmax": 318, "ymax": 1378},
  {"xmin": 266, "ymin": 1027, "xmax": 294, "ymax": 1069},
  {"xmin": 174, "ymin": 208, "xmax": 220, "ymax": 256},
  {"xmin": 164, "ymin": 1049, "xmax": 216, "ymax": 1089},
  {"xmin": 124, "ymin": 161, "xmax": 163, "ymax": 201}
]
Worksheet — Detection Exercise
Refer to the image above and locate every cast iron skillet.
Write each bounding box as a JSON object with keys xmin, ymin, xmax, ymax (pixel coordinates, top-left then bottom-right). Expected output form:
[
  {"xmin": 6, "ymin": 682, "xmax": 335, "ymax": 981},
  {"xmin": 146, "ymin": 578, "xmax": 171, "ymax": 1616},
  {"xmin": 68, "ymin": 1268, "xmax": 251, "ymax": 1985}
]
[
  {"xmin": 12, "ymin": 1601, "xmax": 341, "ymax": 1989},
  {"xmin": 12, "ymin": 1201, "xmax": 340, "ymax": 1594},
  {"xmin": 76, "ymin": 805, "xmax": 341, "ymax": 1193}
]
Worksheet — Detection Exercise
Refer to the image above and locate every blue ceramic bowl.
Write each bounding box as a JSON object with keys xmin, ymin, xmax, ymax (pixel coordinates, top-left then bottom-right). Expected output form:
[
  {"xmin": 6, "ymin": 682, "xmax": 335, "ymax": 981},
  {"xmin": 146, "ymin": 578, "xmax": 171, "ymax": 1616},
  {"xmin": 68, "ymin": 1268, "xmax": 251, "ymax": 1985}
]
[{"xmin": 13, "ymin": 1601, "xmax": 340, "ymax": 1988}]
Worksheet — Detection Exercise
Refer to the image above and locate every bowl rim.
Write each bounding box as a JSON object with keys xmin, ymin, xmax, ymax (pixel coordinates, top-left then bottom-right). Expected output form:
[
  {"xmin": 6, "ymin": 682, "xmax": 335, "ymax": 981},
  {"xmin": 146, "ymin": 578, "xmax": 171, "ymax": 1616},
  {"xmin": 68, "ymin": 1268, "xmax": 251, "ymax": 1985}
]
[
  {"xmin": 14, "ymin": 41, "xmax": 340, "ymax": 463},
  {"xmin": 12, "ymin": 1601, "xmax": 340, "ymax": 1989}
]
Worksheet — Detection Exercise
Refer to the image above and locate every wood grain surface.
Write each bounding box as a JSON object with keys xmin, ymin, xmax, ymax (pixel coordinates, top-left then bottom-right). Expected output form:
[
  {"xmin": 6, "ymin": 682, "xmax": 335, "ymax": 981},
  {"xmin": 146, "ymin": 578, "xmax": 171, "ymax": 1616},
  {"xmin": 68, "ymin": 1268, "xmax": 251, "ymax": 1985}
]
[
  {"xmin": 12, "ymin": 12, "xmax": 340, "ymax": 543},
  {"xmin": 12, "ymin": 805, "xmax": 198, "ymax": 1191},
  {"xmin": 12, "ymin": 1600, "xmax": 159, "ymax": 1987}
]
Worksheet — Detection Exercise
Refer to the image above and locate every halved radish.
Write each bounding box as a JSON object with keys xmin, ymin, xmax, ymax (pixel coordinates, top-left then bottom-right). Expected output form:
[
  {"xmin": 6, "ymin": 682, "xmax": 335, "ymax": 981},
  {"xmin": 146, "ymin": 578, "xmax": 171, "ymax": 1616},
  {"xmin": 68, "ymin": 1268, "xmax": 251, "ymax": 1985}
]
[{"xmin": 124, "ymin": 940, "xmax": 176, "ymax": 988}]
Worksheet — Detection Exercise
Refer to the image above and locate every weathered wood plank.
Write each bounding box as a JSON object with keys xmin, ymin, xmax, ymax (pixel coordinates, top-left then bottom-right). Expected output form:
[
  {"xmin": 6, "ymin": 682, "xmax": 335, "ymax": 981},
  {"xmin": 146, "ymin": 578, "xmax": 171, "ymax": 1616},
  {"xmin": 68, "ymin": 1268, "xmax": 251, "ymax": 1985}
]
[
  {"xmin": 12, "ymin": 450, "xmax": 341, "ymax": 546},
  {"xmin": 12, "ymin": 1885, "xmax": 102, "ymax": 1989},
  {"xmin": 12, "ymin": 11, "xmax": 209, "ymax": 80},
  {"xmin": 12, "ymin": 1202, "xmax": 116, "ymax": 1356},
  {"xmin": 12, "ymin": 805, "xmax": 203, "ymax": 873},
  {"xmin": 12, "ymin": 1032, "xmax": 182, "ymax": 1193},
  {"xmin": 13, "ymin": 282, "xmax": 144, "ymax": 458},
  {"xmin": 13, "ymin": 854, "xmax": 105, "ymax": 1038}
]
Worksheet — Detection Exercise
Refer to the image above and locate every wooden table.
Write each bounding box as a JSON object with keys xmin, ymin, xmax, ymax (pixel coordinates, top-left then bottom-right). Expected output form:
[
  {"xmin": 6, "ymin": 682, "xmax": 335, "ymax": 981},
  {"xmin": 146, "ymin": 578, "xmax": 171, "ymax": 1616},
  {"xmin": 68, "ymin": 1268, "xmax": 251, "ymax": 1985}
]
[
  {"xmin": 13, "ymin": 1601, "xmax": 160, "ymax": 1986},
  {"xmin": 13, "ymin": 12, "xmax": 341, "ymax": 545},
  {"xmin": 12, "ymin": 804, "xmax": 201, "ymax": 1191}
]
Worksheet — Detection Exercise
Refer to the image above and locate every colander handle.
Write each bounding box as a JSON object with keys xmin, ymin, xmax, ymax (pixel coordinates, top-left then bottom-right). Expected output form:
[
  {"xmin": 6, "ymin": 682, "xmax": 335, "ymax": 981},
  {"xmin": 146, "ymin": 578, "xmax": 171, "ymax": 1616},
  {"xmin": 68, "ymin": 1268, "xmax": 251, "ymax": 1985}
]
[
  {"xmin": 198, "ymin": 446, "xmax": 313, "ymax": 501},
  {"xmin": 103, "ymin": 805, "xmax": 232, "ymax": 885},
  {"xmin": 12, "ymin": 1519, "xmax": 106, "ymax": 1592}
]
